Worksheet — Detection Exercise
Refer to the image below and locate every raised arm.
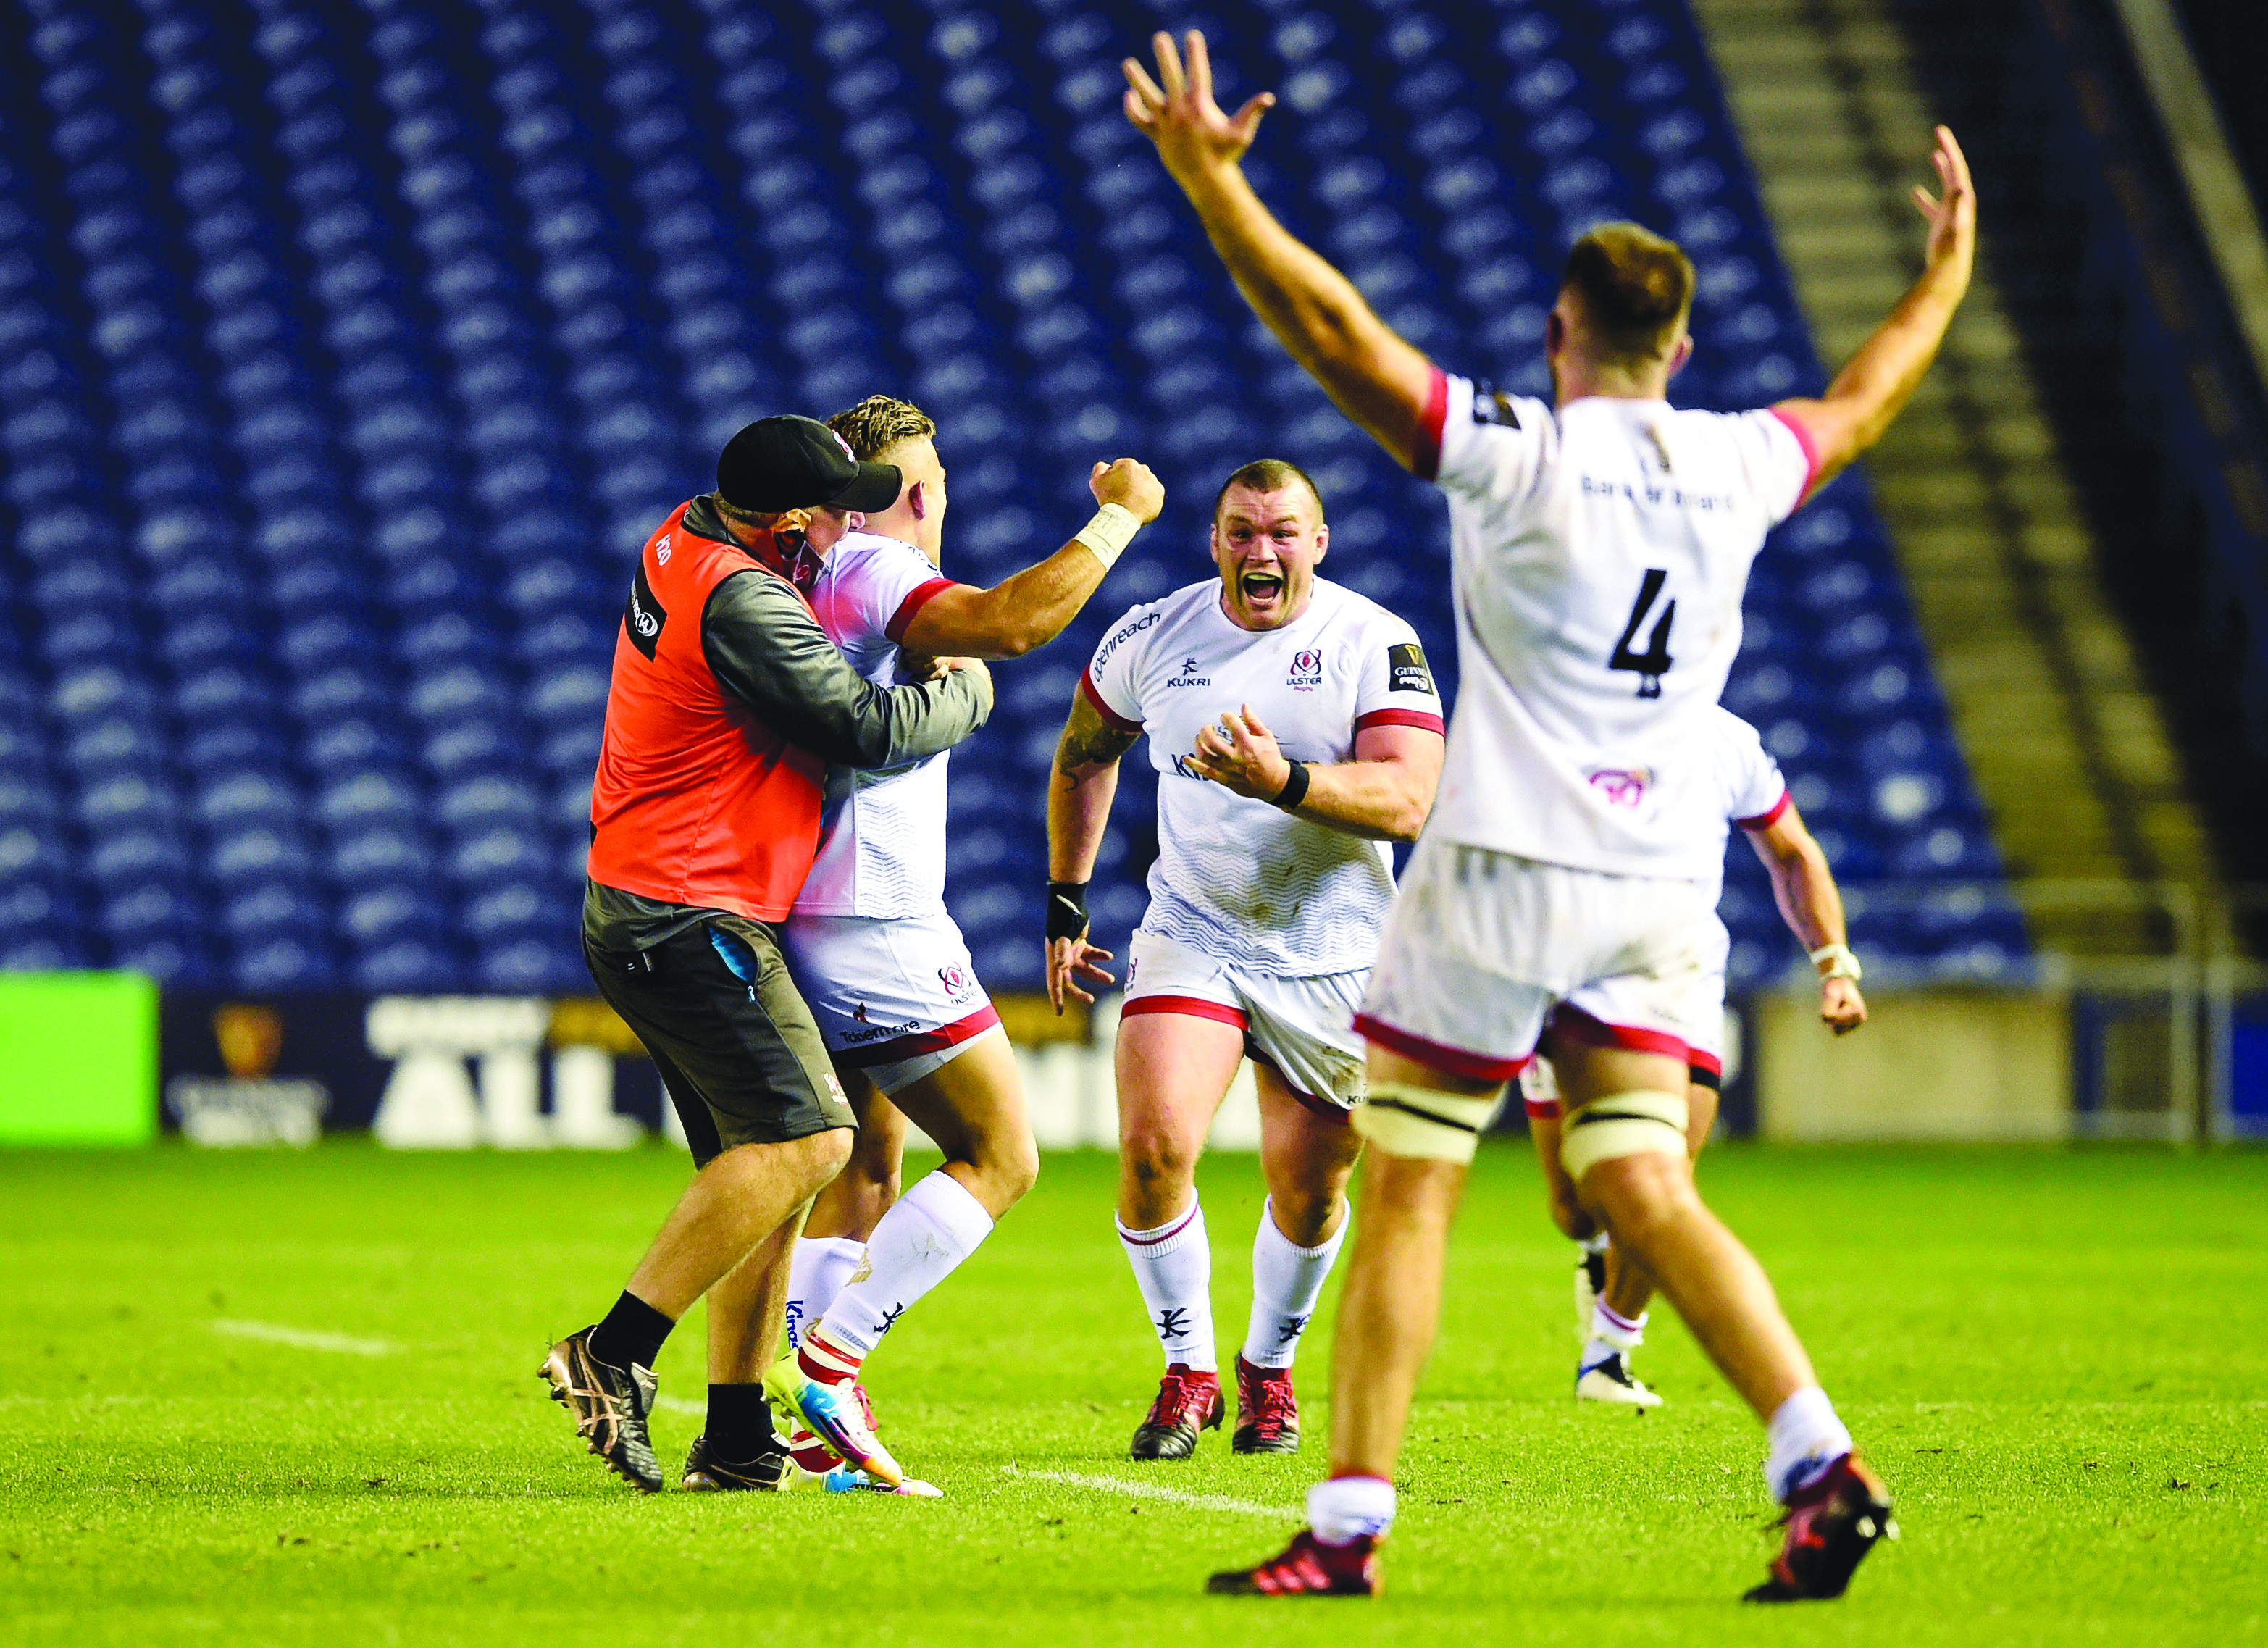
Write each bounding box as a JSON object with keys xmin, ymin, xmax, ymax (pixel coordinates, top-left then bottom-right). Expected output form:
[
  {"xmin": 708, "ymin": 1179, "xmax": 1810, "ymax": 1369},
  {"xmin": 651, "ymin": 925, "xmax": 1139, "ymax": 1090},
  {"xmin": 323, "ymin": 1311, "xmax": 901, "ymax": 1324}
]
[
  {"xmin": 1045, "ymin": 689, "xmax": 1141, "ymax": 1013},
  {"xmin": 1123, "ymin": 32, "xmax": 1439, "ymax": 473},
  {"xmin": 1742, "ymin": 800, "xmax": 1866, "ymax": 1034},
  {"xmin": 900, "ymin": 460, "xmax": 1166, "ymax": 658},
  {"xmin": 1184, "ymin": 708, "xmax": 1443, "ymax": 843},
  {"xmin": 1770, "ymin": 126, "xmax": 1976, "ymax": 501},
  {"xmin": 702, "ymin": 571, "xmax": 992, "ymax": 769}
]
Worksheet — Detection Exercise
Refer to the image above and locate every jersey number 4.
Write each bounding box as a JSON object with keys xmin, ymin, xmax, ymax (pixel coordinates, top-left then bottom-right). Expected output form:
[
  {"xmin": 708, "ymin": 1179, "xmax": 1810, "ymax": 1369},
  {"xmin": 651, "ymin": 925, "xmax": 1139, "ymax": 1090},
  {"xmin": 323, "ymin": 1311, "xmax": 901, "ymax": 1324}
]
[{"xmin": 1609, "ymin": 569, "xmax": 1675, "ymax": 698}]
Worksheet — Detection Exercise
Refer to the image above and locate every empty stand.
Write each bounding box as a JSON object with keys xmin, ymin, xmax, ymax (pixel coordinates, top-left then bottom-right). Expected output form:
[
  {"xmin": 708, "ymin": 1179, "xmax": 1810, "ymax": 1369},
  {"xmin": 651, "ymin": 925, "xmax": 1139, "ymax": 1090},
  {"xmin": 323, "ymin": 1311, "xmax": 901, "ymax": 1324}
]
[{"xmin": 0, "ymin": 0, "xmax": 2016, "ymax": 993}]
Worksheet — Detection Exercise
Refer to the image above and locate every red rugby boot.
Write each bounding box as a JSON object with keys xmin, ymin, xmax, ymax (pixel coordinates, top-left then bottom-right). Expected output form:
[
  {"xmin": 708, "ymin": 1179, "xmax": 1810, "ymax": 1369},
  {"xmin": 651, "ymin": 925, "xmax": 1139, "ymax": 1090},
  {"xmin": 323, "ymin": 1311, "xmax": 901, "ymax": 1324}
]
[
  {"xmin": 1206, "ymin": 1529, "xmax": 1382, "ymax": 1596},
  {"xmin": 1129, "ymin": 1364, "xmax": 1223, "ymax": 1460}
]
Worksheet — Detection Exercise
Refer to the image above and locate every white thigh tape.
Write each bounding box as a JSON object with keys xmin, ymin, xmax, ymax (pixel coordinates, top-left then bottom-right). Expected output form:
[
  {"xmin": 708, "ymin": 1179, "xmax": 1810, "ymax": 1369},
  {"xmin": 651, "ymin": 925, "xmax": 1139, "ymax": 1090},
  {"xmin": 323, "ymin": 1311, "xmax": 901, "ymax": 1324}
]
[
  {"xmin": 1560, "ymin": 1089, "xmax": 1689, "ymax": 1180},
  {"xmin": 1354, "ymin": 1083, "xmax": 1506, "ymax": 1164}
]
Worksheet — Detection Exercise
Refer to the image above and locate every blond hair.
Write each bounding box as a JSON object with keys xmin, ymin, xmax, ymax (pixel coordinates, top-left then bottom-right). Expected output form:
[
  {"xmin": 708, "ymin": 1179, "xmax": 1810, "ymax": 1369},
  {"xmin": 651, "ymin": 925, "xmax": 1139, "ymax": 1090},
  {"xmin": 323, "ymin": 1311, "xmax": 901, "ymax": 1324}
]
[{"xmin": 827, "ymin": 395, "xmax": 937, "ymax": 462}]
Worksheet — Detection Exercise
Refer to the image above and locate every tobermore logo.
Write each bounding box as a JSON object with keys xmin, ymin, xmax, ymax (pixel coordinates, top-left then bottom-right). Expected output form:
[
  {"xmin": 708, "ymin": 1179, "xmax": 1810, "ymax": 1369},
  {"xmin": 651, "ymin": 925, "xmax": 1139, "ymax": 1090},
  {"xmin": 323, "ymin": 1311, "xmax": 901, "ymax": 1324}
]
[
  {"xmin": 1166, "ymin": 654, "xmax": 1210, "ymax": 687},
  {"xmin": 624, "ymin": 558, "xmax": 667, "ymax": 660}
]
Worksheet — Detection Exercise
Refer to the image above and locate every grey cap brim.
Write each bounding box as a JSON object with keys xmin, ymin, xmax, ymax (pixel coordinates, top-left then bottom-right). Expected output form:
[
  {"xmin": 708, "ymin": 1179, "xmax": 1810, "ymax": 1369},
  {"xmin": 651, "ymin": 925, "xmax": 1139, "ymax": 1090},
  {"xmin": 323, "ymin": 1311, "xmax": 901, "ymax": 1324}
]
[{"xmin": 828, "ymin": 461, "xmax": 902, "ymax": 514}]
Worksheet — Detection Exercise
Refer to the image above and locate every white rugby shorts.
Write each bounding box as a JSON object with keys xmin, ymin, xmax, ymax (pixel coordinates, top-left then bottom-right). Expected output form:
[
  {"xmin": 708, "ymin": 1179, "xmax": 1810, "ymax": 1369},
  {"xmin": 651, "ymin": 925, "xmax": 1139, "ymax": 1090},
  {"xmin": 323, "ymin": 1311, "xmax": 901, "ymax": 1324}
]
[
  {"xmin": 1357, "ymin": 836, "xmax": 1718, "ymax": 1087},
  {"xmin": 779, "ymin": 908, "xmax": 1001, "ymax": 1095},
  {"xmin": 1121, "ymin": 929, "xmax": 1368, "ymax": 1116}
]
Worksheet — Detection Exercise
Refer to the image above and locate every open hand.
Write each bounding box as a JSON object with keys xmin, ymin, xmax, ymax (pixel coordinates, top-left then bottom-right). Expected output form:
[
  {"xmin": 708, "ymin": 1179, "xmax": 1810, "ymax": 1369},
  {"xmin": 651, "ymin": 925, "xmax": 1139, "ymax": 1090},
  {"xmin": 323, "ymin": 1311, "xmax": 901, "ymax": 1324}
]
[
  {"xmin": 1123, "ymin": 30, "xmax": 1275, "ymax": 184},
  {"xmin": 1821, "ymin": 975, "xmax": 1867, "ymax": 1036},
  {"xmin": 1047, "ymin": 934, "xmax": 1116, "ymax": 1015},
  {"xmin": 1090, "ymin": 456, "xmax": 1166, "ymax": 524},
  {"xmin": 1912, "ymin": 125, "xmax": 1975, "ymax": 280},
  {"xmin": 1185, "ymin": 703, "xmax": 1292, "ymax": 801}
]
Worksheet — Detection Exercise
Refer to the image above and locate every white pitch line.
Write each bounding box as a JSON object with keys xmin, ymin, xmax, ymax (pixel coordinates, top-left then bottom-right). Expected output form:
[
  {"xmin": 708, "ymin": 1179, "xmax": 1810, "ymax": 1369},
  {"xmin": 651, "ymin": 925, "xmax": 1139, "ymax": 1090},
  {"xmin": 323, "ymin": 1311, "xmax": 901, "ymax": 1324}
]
[
  {"xmin": 210, "ymin": 1319, "xmax": 397, "ymax": 1357},
  {"xmin": 1003, "ymin": 1464, "xmax": 1296, "ymax": 1519}
]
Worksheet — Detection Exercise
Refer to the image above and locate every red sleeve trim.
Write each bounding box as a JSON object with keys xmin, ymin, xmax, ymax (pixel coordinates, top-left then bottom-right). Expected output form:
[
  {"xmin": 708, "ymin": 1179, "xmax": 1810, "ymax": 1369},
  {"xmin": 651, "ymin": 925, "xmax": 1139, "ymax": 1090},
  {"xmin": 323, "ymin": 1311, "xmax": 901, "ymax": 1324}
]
[
  {"xmin": 1687, "ymin": 1048, "xmax": 1724, "ymax": 1080},
  {"xmin": 1767, "ymin": 406, "xmax": 1822, "ymax": 511},
  {"xmin": 1736, "ymin": 790, "xmax": 1792, "ymax": 832},
  {"xmin": 1355, "ymin": 708, "xmax": 1447, "ymax": 736},
  {"xmin": 1413, "ymin": 366, "xmax": 1451, "ymax": 482},
  {"xmin": 1079, "ymin": 666, "xmax": 1142, "ymax": 733},
  {"xmin": 883, "ymin": 577, "xmax": 960, "ymax": 644},
  {"xmin": 1121, "ymin": 994, "xmax": 1250, "ymax": 1030}
]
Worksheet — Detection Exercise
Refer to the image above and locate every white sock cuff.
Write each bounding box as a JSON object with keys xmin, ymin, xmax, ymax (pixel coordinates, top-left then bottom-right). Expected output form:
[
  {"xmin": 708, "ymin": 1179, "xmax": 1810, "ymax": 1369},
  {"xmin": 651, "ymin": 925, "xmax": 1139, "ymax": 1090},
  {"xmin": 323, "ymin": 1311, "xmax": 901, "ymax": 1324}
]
[
  {"xmin": 1765, "ymin": 1385, "xmax": 1854, "ymax": 1503},
  {"xmin": 1579, "ymin": 1231, "xmax": 1611, "ymax": 1255},
  {"xmin": 1117, "ymin": 1197, "xmax": 1204, "ymax": 1257},
  {"xmin": 1307, "ymin": 1474, "xmax": 1396, "ymax": 1545},
  {"xmin": 1260, "ymin": 1196, "xmax": 1345, "ymax": 1259},
  {"xmin": 1590, "ymin": 1302, "xmax": 1645, "ymax": 1350},
  {"xmin": 801, "ymin": 1234, "xmax": 866, "ymax": 1262},
  {"xmin": 902, "ymin": 1168, "xmax": 995, "ymax": 1248}
]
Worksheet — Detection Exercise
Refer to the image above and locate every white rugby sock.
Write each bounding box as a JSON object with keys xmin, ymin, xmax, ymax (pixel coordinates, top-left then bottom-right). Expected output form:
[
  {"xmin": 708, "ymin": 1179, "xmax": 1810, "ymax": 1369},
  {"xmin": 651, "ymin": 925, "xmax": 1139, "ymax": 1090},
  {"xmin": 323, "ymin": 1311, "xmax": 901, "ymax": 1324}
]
[
  {"xmin": 1581, "ymin": 1301, "xmax": 1646, "ymax": 1372},
  {"xmin": 1580, "ymin": 1231, "xmax": 1610, "ymax": 1257},
  {"xmin": 1307, "ymin": 1474, "xmax": 1395, "ymax": 1545},
  {"xmin": 784, "ymin": 1236, "xmax": 866, "ymax": 1352},
  {"xmin": 1765, "ymin": 1385, "xmax": 1854, "ymax": 1503},
  {"xmin": 813, "ymin": 1171, "xmax": 995, "ymax": 1359},
  {"xmin": 1241, "ymin": 1197, "xmax": 1347, "ymax": 1370},
  {"xmin": 1117, "ymin": 1197, "xmax": 1215, "ymax": 1372}
]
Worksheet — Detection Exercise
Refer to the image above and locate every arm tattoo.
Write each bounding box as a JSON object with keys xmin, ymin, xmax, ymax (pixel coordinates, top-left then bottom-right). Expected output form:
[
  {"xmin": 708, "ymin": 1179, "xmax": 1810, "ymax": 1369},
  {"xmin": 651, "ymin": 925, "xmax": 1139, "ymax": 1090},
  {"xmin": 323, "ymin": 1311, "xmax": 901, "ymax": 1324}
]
[{"xmin": 1053, "ymin": 698, "xmax": 1138, "ymax": 780}]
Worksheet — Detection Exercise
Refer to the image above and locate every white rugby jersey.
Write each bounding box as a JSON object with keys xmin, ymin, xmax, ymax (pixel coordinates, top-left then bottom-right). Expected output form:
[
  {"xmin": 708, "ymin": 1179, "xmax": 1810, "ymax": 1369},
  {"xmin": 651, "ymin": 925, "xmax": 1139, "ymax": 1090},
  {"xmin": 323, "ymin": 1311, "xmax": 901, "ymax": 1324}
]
[
  {"xmin": 794, "ymin": 530, "xmax": 960, "ymax": 919},
  {"xmin": 1420, "ymin": 370, "xmax": 1813, "ymax": 880},
  {"xmin": 1696, "ymin": 705, "xmax": 1791, "ymax": 971},
  {"xmin": 1083, "ymin": 576, "xmax": 1445, "ymax": 975}
]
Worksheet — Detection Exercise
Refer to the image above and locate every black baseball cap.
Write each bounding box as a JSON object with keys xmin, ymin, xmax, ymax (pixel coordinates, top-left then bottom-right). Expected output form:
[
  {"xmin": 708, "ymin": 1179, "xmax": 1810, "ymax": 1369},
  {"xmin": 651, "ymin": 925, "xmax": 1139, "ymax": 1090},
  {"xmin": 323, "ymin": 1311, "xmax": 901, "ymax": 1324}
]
[{"xmin": 716, "ymin": 415, "xmax": 902, "ymax": 514}]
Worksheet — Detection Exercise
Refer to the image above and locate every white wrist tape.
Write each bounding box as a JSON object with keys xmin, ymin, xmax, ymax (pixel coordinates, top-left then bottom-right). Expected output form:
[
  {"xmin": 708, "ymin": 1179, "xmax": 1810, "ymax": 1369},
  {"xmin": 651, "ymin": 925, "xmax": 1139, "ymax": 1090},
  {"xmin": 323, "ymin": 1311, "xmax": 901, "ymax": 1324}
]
[
  {"xmin": 1073, "ymin": 502, "xmax": 1142, "ymax": 569},
  {"xmin": 1809, "ymin": 942, "xmax": 1862, "ymax": 982}
]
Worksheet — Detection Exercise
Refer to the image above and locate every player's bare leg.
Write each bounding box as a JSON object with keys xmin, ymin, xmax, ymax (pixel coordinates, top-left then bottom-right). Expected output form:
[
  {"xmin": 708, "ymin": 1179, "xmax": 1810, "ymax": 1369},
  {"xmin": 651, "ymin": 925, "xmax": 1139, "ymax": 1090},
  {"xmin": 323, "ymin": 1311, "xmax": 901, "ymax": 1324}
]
[
  {"xmin": 787, "ymin": 1076, "xmax": 905, "ymax": 1357},
  {"xmin": 1115, "ymin": 1009, "xmax": 1246, "ymax": 1456},
  {"xmin": 1533, "ymin": 1074, "xmax": 1718, "ymax": 1406},
  {"xmin": 806, "ymin": 1076, "xmax": 908, "ymax": 1242},
  {"xmin": 1553, "ymin": 1039, "xmax": 1891, "ymax": 1599},
  {"xmin": 623, "ymin": 1131, "xmax": 853, "ymax": 1320},
  {"xmin": 769, "ymin": 1029, "xmax": 1035, "ymax": 1488},
  {"xmin": 1211, "ymin": 1042, "xmax": 1491, "ymax": 1593}
]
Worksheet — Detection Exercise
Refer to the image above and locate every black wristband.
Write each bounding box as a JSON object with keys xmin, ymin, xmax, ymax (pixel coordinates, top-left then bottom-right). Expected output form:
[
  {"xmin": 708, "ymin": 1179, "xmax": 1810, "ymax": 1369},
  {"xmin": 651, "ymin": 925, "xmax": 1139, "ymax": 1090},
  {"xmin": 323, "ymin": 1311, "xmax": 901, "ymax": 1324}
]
[
  {"xmin": 1274, "ymin": 761, "xmax": 1311, "ymax": 811},
  {"xmin": 1045, "ymin": 880, "xmax": 1090, "ymax": 942}
]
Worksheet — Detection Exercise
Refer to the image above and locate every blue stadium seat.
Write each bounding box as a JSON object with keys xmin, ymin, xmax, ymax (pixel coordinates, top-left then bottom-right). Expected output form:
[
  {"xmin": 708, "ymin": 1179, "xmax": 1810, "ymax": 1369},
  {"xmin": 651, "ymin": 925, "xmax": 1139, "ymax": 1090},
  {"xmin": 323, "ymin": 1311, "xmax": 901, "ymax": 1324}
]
[{"xmin": 0, "ymin": 0, "xmax": 2013, "ymax": 984}]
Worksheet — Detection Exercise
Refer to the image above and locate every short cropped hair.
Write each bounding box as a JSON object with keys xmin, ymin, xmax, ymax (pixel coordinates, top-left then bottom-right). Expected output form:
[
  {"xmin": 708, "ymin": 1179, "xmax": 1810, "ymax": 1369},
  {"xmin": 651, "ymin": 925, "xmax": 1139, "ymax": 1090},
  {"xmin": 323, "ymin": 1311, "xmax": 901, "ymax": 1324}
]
[
  {"xmin": 1213, "ymin": 458, "xmax": 1326, "ymax": 526},
  {"xmin": 827, "ymin": 395, "xmax": 936, "ymax": 462},
  {"xmin": 1560, "ymin": 223, "xmax": 1695, "ymax": 366}
]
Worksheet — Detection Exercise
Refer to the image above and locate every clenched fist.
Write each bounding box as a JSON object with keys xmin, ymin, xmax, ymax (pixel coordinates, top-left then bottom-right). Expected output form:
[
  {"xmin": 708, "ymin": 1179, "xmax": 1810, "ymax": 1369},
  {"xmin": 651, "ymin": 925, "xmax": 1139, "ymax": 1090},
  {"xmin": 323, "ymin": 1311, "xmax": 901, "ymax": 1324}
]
[{"xmin": 1089, "ymin": 457, "xmax": 1165, "ymax": 524}]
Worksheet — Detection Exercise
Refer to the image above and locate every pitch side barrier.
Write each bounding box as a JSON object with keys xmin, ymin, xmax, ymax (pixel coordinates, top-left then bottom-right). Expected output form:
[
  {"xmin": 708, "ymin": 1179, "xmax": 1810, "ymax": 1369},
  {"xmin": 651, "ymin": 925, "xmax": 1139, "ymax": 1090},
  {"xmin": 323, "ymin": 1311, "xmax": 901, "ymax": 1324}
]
[
  {"xmin": 1729, "ymin": 879, "xmax": 2268, "ymax": 1145},
  {"xmin": 5, "ymin": 882, "xmax": 2262, "ymax": 1145}
]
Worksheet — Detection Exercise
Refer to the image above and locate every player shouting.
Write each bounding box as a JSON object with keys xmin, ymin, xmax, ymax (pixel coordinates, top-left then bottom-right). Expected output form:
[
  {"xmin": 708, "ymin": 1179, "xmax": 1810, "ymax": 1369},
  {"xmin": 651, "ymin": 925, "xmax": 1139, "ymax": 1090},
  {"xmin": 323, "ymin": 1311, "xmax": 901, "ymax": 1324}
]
[
  {"xmin": 752, "ymin": 397, "xmax": 1166, "ymax": 1488},
  {"xmin": 1123, "ymin": 30, "xmax": 1971, "ymax": 1600},
  {"xmin": 1525, "ymin": 704, "xmax": 1868, "ymax": 1409},
  {"xmin": 1045, "ymin": 459, "xmax": 1444, "ymax": 1460}
]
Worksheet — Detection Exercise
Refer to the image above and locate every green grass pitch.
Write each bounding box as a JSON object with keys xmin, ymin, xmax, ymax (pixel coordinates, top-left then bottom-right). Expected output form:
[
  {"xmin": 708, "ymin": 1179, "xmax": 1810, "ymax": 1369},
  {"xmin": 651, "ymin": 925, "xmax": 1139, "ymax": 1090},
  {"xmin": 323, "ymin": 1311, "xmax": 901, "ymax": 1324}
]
[{"xmin": 3, "ymin": 1139, "xmax": 2262, "ymax": 1646}]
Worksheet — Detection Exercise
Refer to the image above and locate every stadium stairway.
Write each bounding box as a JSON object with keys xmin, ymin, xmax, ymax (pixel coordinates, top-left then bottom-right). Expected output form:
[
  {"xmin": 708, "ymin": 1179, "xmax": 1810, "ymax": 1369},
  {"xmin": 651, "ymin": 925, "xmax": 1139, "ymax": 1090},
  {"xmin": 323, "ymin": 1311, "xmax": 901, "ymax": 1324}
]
[{"xmin": 1687, "ymin": 0, "xmax": 2224, "ymax": 952}]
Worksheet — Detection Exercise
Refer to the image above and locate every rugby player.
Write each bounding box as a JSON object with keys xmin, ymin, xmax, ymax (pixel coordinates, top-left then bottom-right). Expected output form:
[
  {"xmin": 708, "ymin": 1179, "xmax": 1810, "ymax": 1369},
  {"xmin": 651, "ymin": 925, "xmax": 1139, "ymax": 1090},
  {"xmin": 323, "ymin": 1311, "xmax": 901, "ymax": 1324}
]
[
  {"xmin": 1045, "ymin": 459, "xmax": 1444, "ymax": 1459},
  {"xmin": 753, "ymin": 396, "xmax": 1164, "ymax": 1484},
  {"xmin": 1122, "ymin": 31, "xmax": 1972, "ymax": 1599},
  {"xmin": 1525, "ymin": 704, "xmax": 1867, "ymax": 1408},
  {"xmin": 543, "ymin": 416, "xmax": 991, "ymax": 1494}
]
